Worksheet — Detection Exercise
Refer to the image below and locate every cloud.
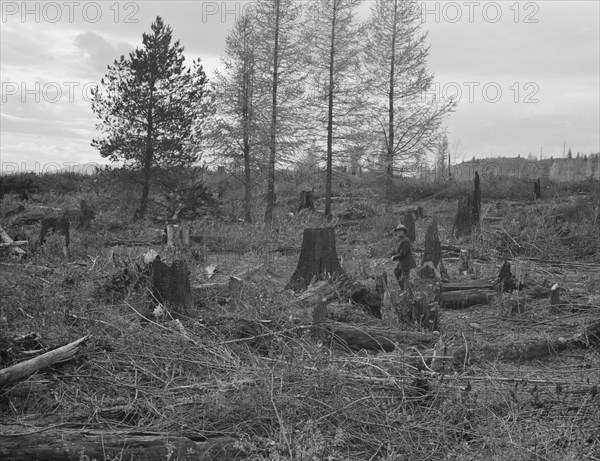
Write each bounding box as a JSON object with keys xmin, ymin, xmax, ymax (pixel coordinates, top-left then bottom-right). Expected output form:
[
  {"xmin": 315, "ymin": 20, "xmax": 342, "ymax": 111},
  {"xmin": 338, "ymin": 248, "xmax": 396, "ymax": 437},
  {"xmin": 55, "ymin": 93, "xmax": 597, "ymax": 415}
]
[{"xmin": 73, "ymin": 31, "xmax": 132, "ymax": 74}]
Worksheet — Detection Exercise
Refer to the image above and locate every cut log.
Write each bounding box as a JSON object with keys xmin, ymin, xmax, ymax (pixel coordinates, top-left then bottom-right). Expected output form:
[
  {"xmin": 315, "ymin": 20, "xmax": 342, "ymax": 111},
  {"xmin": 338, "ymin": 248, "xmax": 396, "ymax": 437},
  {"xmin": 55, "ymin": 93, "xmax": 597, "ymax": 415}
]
[
  {"xmin": 0, "ymin": 224, "xmax": 26, "ymax": 257},
  {"xmin": 151, "ymin": 259, "xmax": 192, "ymax": 315},
  {"xmin": 287, "ymin": 228, "xmax": 344, "ymax": 291},
  {"xmin": 419, "ymin": 220, "xmax": 447, "ymax": 279},
  {"xmin": 441, "ymin": 280, "xmax": 496, "ymax": 292},
  {"xmin": 0, "ymin": 335, "xmax": 89, "ymax": 387},
  {"xmin": 329, "ymin": 323, "xmax": 436, "ymax": 352},
  {"xmin": 438, "ymin": 290, "xmax": 495, "ymax": 309},
  {"xmin": 0, "ymin": 429, "xmax": 247, "ymax": 461}
]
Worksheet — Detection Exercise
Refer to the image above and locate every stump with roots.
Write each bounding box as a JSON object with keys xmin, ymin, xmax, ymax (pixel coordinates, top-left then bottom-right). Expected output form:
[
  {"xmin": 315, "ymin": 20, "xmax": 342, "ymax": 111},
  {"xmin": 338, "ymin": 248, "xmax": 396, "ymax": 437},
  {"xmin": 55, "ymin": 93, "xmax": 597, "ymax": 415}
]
[
  {"xmin": 287, "ymin": 228, "xmax": 344, "ymax": 292},
  {"xmin": 150, "ymin": 258, "xmax": 193, "ymax": 315},
  {"xmin": 419, "ymin": 220, "xmax": 448, "ymax": 279}
]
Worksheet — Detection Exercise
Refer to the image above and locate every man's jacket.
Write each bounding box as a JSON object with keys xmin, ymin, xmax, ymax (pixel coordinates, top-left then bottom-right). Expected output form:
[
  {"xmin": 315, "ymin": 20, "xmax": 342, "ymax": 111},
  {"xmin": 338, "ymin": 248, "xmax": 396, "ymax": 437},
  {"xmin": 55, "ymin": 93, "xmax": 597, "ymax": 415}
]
[{"xmin": 392, "ymin": 235, "xmax": 416, "ymax": 271}]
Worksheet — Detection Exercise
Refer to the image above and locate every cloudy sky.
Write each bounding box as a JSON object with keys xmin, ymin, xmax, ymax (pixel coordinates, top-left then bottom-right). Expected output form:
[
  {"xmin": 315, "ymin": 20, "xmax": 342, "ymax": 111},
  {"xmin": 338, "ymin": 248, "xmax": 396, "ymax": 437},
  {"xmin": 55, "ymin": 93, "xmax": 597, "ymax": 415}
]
[{"xmin": 1, "ymin": 0, "xmax": 598, "ymax": 173}]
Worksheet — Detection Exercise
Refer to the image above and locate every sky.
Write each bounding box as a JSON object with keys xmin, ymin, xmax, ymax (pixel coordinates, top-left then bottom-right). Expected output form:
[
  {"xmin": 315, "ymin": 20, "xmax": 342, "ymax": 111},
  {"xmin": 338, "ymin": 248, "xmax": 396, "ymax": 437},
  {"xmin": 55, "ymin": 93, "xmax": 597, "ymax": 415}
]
[{"xmin": 1, "ymin": 0, "xmax": 599, "ymax": 174}]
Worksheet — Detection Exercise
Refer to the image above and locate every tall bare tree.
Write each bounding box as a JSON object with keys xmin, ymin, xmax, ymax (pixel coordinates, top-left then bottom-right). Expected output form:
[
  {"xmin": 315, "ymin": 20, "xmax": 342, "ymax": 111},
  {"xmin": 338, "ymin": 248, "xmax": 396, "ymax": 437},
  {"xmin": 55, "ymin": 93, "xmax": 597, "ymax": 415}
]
[
  {"xmin": 213, "ymin": 14, "xmax": 261, "ymax": 223},
  {"xmin": 303, "ymin": 0, "xmax": 363, "ymax": 219},
  {"xmin": 252, "ymin": 0, "xmax": 304, "ymax": 223},
  {"xmin": 363, "ymin": 0, "xmax": 455, "ymax": 202}
]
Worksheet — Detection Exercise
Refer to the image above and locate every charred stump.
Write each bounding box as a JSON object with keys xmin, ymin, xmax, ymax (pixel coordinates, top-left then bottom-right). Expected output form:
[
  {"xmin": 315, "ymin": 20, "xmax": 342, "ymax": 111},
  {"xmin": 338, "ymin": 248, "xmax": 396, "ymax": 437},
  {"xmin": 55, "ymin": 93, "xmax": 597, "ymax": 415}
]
[
  {"xmin": 287, "ymin": 228, "xmax": 344, "ymax": 291},
  {"xmin": 498, "ymin": 260, "xmax": 518, "ymax": 293},
  {"xmin": 453, "ymin": 194, "xmax": 474, "ymax": 237},
  {"xmin": 403, "ymin": 210, "xmax": 416, "ymax": 243},
  {"xmin": 298, "ymin": 190, "xmax": 315, "ymax": 212},
  {"xmin": 150, "ymin": 258, "xmax": 193, "ymax": 315},
  {"xmin": 403, "ymin": 293, "xmax": 439, "ymax": 331},
  {"xmin": 419, "ymin": 220, "xmax": 447, "ymax": 279}
]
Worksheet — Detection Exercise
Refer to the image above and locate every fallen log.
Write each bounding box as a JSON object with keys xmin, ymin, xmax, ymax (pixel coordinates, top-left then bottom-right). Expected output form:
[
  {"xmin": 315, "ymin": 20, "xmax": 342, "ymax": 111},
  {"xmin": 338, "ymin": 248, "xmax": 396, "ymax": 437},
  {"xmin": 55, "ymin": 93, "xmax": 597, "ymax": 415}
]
[
  {"xmin": 441, "ymin": 280, "xmax": 496, "ymax": 292},
  {"xmin": 0, "ymin": 429, "xmax": 247, "ymax": 461},
  {"xmin": 0, "ymin": 335, "xmax": 89, "ymax": 387},
  {"xmin": 329, "ymin": 322, "xmax": 436, "ymax": 352},
  {"xmin": 438, "ymin": 290, "xmax": 496, "ymax": 309},
  {"xmin": 456, "ymin": 320, "xmax": 600, "ymax": 363},
  {"xmin": 0, "ymin": 224, "xmax": 26, "ymax": 257}
]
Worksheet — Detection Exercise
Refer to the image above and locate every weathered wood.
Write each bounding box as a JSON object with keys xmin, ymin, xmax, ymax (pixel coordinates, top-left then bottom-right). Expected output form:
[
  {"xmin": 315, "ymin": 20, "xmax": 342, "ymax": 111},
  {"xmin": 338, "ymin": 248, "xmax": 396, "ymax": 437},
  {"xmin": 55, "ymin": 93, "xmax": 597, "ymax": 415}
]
[
  {"xmin": 404, "ymin": 294, "xmax": 440, "ymax": 331},
  {"xmin": 0, "ymin": 224, "xmax": 26, "ymax": 257},
  {"xmin": 287, "ymin": 228, "xmax": 344, "ymax": 291},
  {"xmin": 418, "ymin": 220, "xmax": 447, "ymax": 279},
  {"xmin": 78, "ymin": 199, "xmax": 95, "ymax": 229},
  {"xmin": 458, "ymin": 249, "xmax": 474, "ymax": 274},
  {"xmin": 498, "ymin": 260, "xmax": 518, "ymax": 293},
  {"xmin": 534, "ymin": 177, "xmax": 542, "ymax": 200},
  {"xmin": 330, "ymin": 323, "xmax": 436, "ymax": 352},
  {"xmin": 438, "ymin": 290, "xmax": 495, "ymax": 309},
  {"xmin": 453, "ymin": 194, "xmax": 474, "ymax": 237},
  {"xmin": 151, "ymin": 259, "xmax": 192, "ymax": 314},
  {"xmin": 0, "ymin": 336, "xmax": 89, "ymax": 387},
  {"xmin": 441, "ymin": 280, "xmax": 495, "ymax": 292},
  {"xmin": 403, "ymin": 211, "xmax": 416, "ymax": 243},
  {"xmin": 0, "ymin": 429, "xmax": 247, "ymax": 461},
  {"xmin": 298, "ymin": 190, "xmax": 315, "ymax": 212},
  {"xmin": 312, "ymin": 299, "xmax": 327, "ymax": 341},
  {"xmin": 193, "ymin": 265, "xmax": 264, "ymax": 304}
]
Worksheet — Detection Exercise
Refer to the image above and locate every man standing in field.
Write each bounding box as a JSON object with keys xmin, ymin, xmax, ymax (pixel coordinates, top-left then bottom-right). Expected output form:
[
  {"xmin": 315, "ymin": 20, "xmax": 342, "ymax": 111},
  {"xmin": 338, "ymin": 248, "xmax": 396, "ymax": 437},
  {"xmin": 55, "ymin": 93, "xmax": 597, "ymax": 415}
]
[{"xmin": 391, "ymin": 223, "xmax": 415, "ymax": 291}]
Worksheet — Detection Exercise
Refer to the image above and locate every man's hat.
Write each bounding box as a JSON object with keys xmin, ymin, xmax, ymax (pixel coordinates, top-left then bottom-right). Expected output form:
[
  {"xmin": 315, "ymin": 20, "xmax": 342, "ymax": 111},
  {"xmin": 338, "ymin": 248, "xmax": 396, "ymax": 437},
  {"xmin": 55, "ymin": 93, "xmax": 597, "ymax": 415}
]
[{"xmin": 394, "ymin": 223, "xmax": 408, "ymax": 232}]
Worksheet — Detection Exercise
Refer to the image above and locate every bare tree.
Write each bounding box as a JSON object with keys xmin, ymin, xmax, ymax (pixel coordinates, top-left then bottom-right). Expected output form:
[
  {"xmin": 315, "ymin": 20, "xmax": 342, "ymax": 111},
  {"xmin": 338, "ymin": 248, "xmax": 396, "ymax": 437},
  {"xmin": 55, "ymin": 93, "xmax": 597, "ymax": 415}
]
[
  {"xmin": 363, "ymin": 0, "xmax": 455, "ymax": 202},
  {"xmin": 303, "ymin": 0, "xmax": 363, "ymax": 219}
]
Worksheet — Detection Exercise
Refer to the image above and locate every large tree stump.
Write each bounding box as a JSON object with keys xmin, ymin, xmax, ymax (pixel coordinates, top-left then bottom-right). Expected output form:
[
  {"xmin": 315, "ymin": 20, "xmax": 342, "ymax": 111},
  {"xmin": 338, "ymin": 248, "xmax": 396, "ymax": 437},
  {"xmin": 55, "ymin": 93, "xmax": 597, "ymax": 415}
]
[
  {"xmin": 403, "ymin": 210, "xmax": 416, "ymax": 243},
  {"xmin": 151, "ymin": 258, "xmax": 193, "ymax": 315},
  {"xmin": 298, "ymin": 190, "xmax": 315, "ymax": 212},
  {"xmin": 286, "ymin": 228, "xmax": 344, "ymax": 291},
  {"xmin": 418, "ymin": 220, "xmax": 447, "ymax": 279},
  {"xmin": 77, "ymin": 199, "xmax": 95, "ymax": 229},
  {"xmin": 453, "ymin": 194, "xmax": 474, "ymax": 237},
  {"xmin": 498, "ymin": 260, "xmax": 518, "ymax": 293}
]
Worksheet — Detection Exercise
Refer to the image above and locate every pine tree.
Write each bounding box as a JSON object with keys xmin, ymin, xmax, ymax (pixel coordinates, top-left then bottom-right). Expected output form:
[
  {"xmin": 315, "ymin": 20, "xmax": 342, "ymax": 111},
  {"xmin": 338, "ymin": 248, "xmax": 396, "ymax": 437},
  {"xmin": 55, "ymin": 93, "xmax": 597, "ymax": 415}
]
[{"xmin": 91, "ymin": 17, "xmax": 210, "ymax": 218}]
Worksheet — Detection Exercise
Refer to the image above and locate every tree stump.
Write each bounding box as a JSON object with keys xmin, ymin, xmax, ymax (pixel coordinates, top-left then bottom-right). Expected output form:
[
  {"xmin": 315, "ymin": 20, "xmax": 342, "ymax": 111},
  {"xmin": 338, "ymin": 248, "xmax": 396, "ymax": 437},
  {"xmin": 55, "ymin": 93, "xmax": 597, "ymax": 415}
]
[
  {"xmin": 298, "ymin": 190, "xmax": 315, "ymax": 212},
  {"xmin": 534, "ymin": 178, "xmax": 542, "ymax": 200},
  {"xmin": 498, "ymin": 260, "xmax": 517, "ymax": 293},
  {"xmin": 404, "ymin": 293, "xmax": 439, "ymax": 331},
  {"xmin": 150, "ymin": 258, "xmax": 193, "ymax": 315},
  {"xmin": 312, "ymin": 299, "xmax": 327, "ymax": 341},
  {"xmin": 40, "ymin": 217, "xmax": 70, "ymax": 257},
  {"xmin": 78, "ymin": 199, "xmax": 95, "ymax": 229},
  {"xmin": 473, "ymin": 171, "xmax": 481, "ymax": 226},
  {"xmin": 403, "ymin": 210, "xmax": 416, "ymax": 243},
  {"xmin": 286, "ymin": 228, "xmax": 344, "ymax": 291},
  {"xmin": 419, "ymin": 220, "xmax": 447, "ymax": 279},
  {"xmin": 453, "ymin": 194, "xmax": 474, "ymax": 237}
]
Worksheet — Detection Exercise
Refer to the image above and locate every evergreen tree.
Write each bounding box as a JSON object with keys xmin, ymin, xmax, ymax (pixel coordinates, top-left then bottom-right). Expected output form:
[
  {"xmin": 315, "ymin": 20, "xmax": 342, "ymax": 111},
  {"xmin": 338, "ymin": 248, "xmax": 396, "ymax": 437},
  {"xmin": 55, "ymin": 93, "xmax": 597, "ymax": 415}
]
[{"xmin": 91, "ymin": 17, "xmax": 210, "ymax": 218}]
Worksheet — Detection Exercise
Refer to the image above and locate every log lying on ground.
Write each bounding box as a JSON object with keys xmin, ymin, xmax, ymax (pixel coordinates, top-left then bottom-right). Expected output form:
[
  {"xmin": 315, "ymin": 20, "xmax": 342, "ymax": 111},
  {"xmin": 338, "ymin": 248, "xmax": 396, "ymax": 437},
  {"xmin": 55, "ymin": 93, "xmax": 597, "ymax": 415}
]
[
  {"xmin": 0, "ymin": 429, "xmax": 247, "ymax": 461},
  {"xmin": 455, "ymin": 320, "xmax": 600, "ymax": 363},
  {"xmin": 441, "ymin": 280, "xmax": 496, "ymax": 292},
  {"xmin": 438, "ymin": 290, "xmax": 496, "ymax": 309},
  {"xmin": 0, "ymin": 336, "xmax": 89, "ymax": 387},
  {"xmin": 329, "ymin": 322, "xmax": 436, "ymax": 352}
]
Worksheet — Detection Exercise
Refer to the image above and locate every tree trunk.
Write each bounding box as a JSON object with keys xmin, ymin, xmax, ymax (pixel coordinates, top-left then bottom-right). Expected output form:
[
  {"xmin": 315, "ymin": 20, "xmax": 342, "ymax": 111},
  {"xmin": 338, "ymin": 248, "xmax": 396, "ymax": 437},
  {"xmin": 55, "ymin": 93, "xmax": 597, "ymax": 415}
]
[
  {"xmin": 151, "ymin": 259, "xmax": 193, "ymax": 315},
  {"xmin": 403, "ymin": 210, "xmax": 416, "ymax": 243},
  {"xmin": 331, "ymin": 323, "xmax": 436, "ymax": 352},
  {"xmin": 264, "ymin": 0, "xmax": 281, "ymax": 224},
  {"xmin": 324, "ymin": 1, "xmax": 337, "ymax": 220},
  {"xmin": 418, "ymin": 219, "xmax": 447, "ymax": 279},
  {"xmin": 438, "ymin": 289, "xmax": 495, "ymax": 309},
  {"xmin": 137, "ymin": 100, "xmax": 154, "ymax": 220},
  {"xmin": 534, "ymin": 177, "xmax": 542, "ymax": 200},
  {"xmin": 287, "ymin": 228, "xmax": 344, "ymax": 291},
  {"xmin": 473, "ymin": 171, "xmax": 481, "ymax": 225}
]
